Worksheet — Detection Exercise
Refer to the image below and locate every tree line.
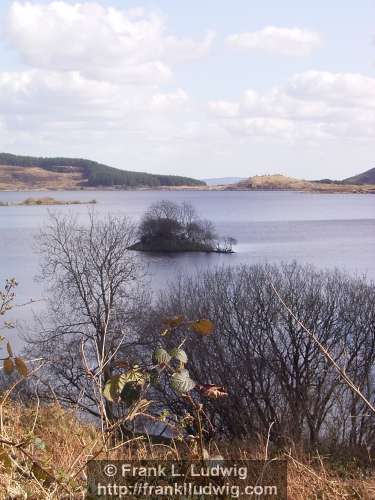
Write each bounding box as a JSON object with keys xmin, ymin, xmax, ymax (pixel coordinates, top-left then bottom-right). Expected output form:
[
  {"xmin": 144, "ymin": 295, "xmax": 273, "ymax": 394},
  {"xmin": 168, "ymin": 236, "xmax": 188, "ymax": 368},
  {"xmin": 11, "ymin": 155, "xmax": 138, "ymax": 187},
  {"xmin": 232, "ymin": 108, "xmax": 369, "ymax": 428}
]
[{"xmin": 0, "ymin": 153, "xmax": 205, "ymax": 188}]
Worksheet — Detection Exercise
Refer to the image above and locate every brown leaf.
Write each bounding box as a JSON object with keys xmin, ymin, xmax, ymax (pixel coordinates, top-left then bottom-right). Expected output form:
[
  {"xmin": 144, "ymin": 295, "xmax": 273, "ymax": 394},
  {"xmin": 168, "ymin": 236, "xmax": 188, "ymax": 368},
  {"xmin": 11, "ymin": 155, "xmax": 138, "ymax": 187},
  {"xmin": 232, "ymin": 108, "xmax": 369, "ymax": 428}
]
[
  {"xmin": 15, "ymin": 357, "xmax": 28, "ymax": 377},
  {"xmin": 198, "ymin": 384, "xmax": 228, "ymax": 399},
  {"xmin": 191, "ymin": 319, "xmax": 214, "ymax": 336},
  {"xmin": 3, "ymin": 357, "xmax": 14, "ymax": 376}
]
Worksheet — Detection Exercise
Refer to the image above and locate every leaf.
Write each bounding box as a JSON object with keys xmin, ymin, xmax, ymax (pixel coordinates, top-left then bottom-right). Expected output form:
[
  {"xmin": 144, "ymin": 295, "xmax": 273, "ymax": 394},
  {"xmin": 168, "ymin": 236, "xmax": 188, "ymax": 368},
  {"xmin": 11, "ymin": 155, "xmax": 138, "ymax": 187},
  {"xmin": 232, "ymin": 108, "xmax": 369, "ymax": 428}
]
[
  {"xmin": 33, "ymin": 437, "xmax": 46, "ymax": 450},
  {"xmin": 103, "ymin": 369, "xmax": 145, "ymax": 403},
  {"xmin": 148, "ymin": 368, "xmax": 160, "ymax": 386},
  {"xmin": 120, "ymin": 381, "xmax": 142, "ymax": 406},
  {"xmin": 15, "ymin": 357, "xmax": 28, "ymax": 377},
  {"xmin": 158, "ymin": 409, "xmax": 170, "ymax": 422},
  {"xmin": 191, "ymin": 319, "xmax": 214, "ymax": 336},
  {"xmin": 164, "ymin": 315, "xmax": 185, "ymax": 328},
  {"xmin": 198, "ymin": 384, "xmax": 228, "ymax": 399},
  {"xmin": 3, "ymin": 357, "xmax": 14, "ymax": 376},
  {"xmin": 153, "ymin": 347, "xmax": 171, "ymax": 365},
  {"xmin": 0, "ymin": 449, "xmax": 12, "ymax": 472},
  {"xmin": 6, "ymin": 342, "xmax": 13, "ymax": 357},
  {"xmin": 31, "ymin": 463, "xmax": 54, "ymax": 486},
  {"xmin": 170, "ymin": 348, "xmax": 188, "ymax": 365},
  {"xmin": 170, "ymin": 369, "xmax": 196, "ymax": 394}
]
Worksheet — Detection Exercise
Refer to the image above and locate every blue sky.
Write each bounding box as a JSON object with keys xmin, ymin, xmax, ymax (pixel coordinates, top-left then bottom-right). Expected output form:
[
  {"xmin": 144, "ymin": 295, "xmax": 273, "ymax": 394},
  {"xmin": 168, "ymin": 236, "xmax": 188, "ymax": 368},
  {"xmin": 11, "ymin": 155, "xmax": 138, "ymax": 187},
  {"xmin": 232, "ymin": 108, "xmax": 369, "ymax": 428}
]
[{"xmin": 0, "ymin": 1, "xmax": 374, "ymax": 179}]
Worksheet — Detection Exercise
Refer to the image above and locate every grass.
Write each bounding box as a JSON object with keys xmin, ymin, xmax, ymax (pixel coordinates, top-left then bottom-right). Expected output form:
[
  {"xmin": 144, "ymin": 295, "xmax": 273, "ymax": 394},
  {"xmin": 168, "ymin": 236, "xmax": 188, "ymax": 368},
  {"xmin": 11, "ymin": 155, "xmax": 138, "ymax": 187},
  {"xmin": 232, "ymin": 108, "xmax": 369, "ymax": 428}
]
[
  {"xmin": 1, "ymin": 401, "xmax": 374, "ymax": 499},
  {"xmin": 19, "ymin": 197, "xmax": 97, "ymax": 206},
  {"xmin": 235, "ymin": 174, "xmax": 375, "ymax": 194},
  {"xmin": 0, "ymin": 197, "xmax": 97, "ymax": 207}
]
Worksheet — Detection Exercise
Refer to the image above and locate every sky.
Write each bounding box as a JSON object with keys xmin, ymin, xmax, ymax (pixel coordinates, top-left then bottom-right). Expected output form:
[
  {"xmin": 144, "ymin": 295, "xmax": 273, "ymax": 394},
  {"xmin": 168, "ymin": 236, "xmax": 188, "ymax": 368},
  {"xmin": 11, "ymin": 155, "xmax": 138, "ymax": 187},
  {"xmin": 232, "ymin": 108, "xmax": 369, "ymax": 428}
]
[{"xmin": 0, "ymin": 1, "xmax": 374, "ymax": 180}]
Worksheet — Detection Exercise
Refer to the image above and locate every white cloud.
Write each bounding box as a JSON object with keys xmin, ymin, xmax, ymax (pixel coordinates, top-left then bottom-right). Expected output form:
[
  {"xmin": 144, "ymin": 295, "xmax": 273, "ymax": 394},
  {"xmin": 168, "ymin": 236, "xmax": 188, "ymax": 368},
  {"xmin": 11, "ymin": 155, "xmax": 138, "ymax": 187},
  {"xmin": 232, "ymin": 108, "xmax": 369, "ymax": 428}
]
[
  {"xmin": 149, "ymin": 89, "xmax": 189, "ymax": 112},
  {"xmin": 226, "ymin": 26, "xmax": 321, "ymax": 56},
  {"xmin": 0, "ymin": 2, "xmax": 210, "ymax": 163},
  {"xmin": 209, "ymin": 71, "xmax": 375, "ymax": 141},
  {"xmin": 0, "ymin": 69, "xmax": 192, "ymax": 131},
  {"xmin": 6, "ymin": 1, "xmax": 215, "ymax": 84}
]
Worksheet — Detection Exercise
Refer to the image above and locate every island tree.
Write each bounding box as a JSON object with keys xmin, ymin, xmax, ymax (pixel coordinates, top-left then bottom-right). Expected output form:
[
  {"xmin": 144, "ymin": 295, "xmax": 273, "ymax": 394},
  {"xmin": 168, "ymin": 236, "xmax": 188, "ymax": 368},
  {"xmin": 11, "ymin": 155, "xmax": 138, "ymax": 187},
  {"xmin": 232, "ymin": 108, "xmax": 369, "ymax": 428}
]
[{"xmin": 132, "ymin": 200, "xmax": 236, "ymax": 253}]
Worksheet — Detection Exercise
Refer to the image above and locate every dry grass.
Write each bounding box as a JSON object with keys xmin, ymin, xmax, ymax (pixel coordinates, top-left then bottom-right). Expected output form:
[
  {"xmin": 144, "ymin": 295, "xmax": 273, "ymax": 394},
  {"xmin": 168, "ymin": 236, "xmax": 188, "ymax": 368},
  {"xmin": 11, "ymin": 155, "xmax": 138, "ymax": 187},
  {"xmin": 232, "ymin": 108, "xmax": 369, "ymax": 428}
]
[
  {"xmin": 19, "ymin": 197, "xmax": 96, "ymax": 206},
  {"xmin": 235, "ymin": 174, "xmax": 375, "ymax": 194},
  {"xmin": 0, "ymin": 166, "xmax": 84, "ymax": 191},
  {"xmin": 0, "ymin": 401, "xmax": 374, "ymax": 498}
]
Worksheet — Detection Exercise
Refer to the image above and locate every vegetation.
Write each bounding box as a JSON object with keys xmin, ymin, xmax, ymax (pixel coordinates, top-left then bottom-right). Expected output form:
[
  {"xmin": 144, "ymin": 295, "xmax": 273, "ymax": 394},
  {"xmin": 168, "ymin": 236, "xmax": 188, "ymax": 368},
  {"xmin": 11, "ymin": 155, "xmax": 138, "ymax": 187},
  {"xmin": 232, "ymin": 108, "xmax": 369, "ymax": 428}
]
[
  {"xmin": 1, "ymin": 402, "xmax": 375, "ymax": 498},
  {"xmin": 0, "ymin": 152, "xmax": 205, "ymax": 188},
  {"xmin": 131, "ymin": 200, "xmax": 236, "ymax": 253},
  {"xmin": 2, "ymin": 213, "xmax": 375, "ymax": 497},
  {"xmin": 233, "ymin": 174, "xmax": 375, "ymax": 193},
  {"xmin": 0, "ymin": 197, "xmax": 97, "ymax": 206},
  {"xmin": 136, "ymin": 263, "xmax": 375, "ymax": 450}
]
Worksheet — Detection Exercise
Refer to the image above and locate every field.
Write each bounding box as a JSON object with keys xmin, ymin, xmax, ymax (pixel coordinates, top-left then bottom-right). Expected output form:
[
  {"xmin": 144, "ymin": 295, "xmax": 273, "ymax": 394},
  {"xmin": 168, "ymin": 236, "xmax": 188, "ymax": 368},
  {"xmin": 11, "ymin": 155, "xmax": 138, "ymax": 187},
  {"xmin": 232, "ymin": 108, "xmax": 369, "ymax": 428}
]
[{"xmin": 0, "ymin": 165, "xmax": 83, "ymax": 191}]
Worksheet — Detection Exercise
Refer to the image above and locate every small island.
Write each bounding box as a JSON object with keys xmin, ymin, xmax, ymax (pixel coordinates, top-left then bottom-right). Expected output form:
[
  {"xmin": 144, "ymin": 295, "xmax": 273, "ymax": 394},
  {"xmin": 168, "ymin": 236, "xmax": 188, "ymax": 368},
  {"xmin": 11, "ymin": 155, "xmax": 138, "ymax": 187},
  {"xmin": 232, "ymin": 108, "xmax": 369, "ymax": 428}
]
[
  {"xmin": 0, "ymin": 197, "xmax": 97, "ymax": 207},
  {"xmin": 130, "ymin": 200, "xmax": 236, "ymax": 253}
]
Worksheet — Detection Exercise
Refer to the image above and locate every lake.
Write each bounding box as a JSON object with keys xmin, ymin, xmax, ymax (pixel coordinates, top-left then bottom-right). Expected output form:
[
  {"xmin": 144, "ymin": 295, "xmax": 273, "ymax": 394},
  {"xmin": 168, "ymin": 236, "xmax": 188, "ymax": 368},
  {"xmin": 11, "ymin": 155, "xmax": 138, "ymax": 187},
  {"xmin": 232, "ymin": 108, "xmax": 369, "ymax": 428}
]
[{"xmin": 0, "ymin": 189, "xmax": 374, "ymax": 349}]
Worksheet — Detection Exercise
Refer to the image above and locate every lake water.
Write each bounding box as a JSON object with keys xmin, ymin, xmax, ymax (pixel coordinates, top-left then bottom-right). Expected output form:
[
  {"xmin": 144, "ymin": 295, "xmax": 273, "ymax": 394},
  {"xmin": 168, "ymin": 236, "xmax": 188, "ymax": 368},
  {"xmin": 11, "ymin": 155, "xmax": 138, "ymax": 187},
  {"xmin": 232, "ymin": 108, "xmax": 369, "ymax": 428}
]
[{"xmin": 0, "ymin": 190, "xmax": 374, "ymax": 349}]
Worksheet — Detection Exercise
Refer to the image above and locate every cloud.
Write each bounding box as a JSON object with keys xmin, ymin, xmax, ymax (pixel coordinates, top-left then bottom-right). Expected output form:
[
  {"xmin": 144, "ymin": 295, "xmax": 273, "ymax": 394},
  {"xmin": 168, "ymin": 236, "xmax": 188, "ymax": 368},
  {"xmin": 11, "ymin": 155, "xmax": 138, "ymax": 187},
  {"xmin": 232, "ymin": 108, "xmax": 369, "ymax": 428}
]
[
  {"xmin": 149, "ymin": 89, "xmax": 189, "ymax": 112},
  {"xmin": 0, "ymin": 69, "xmax": 192, "ymax": 131},
  {"xmin": 208, "ymin": 71, "xmax": 375, "ymax": 141},
  {"xmin": 6, "ymin": 1, "xmax": 215, "ymax": 84},
  {"xmin": 226, "ymin": 26, "xmax": 321, "ymax": 56},
  {"xmin": 0, "ymin": 2, "xmax": 209, "ymax": 160}
]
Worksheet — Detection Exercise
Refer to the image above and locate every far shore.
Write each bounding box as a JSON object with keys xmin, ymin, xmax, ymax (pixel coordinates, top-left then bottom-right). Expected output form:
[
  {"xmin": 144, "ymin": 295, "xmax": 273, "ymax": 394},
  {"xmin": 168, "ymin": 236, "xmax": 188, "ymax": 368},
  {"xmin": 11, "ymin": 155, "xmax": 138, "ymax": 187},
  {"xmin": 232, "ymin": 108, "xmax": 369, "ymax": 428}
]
[{"xmin": 0, "ymin": 184, "xmax": 375, "ymax": 195}]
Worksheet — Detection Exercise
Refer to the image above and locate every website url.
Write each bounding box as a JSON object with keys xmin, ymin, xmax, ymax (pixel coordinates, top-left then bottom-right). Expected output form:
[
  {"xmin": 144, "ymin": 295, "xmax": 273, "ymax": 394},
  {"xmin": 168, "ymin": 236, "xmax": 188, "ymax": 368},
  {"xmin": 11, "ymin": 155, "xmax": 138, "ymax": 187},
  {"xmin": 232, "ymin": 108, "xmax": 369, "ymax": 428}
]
[{"xmin": 97, "ymin": 481, "xmax": 278, "ymax": 498}]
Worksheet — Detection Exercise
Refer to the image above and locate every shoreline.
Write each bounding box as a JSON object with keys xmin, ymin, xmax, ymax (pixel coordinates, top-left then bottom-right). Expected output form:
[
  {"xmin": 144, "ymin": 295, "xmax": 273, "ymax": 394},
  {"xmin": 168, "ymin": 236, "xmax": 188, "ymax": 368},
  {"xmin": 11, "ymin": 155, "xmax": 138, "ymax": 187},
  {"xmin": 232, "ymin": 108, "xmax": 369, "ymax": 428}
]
[{"xmin": 0, "ymin": 186, "xmax": 374, "ymax": 195}]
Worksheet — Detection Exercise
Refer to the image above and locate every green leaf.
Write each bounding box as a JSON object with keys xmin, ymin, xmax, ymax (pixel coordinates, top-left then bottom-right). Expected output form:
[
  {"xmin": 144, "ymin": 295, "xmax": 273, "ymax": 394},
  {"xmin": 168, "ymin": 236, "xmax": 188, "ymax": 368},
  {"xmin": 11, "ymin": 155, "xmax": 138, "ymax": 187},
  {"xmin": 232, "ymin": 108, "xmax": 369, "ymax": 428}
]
[
  {"xmin": 170, "ymin": 348, "xmax": 188, "ymax": 365},
  {"xmin": 153, "ymin": 347, "xmax": 171, "ymax": 365},
  {"xmin": 103, "ymin": 369, "xmax": 145, "ymax": 403},
  {"xmin": 3, "ymin": 357, "xmax": 14, "ymax": 376},
  {"xmin": 120, "ymin": 381, "xmax": 142, "ymax": 406},
  {"xmin": 148, "ymin": 368, "xmax": 160, "ymax": 386},
  {"xmin": 170, "ymin": 369, "xmax": 196, "ymax": 394}
]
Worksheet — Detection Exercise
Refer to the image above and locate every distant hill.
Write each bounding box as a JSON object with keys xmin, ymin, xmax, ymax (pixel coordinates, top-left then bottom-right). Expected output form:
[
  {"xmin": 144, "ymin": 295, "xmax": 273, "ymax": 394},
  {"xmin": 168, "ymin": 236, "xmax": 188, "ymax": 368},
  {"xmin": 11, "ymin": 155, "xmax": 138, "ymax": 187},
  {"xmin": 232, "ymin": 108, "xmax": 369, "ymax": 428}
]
[
  {"xmin": 342, "ymin": 167, "xmax": 375, "ymax": 185},
  {"xmin": 202, "ymin": 177, "xmax": 246, "ymax": 186},
  {"xmin": 230, "ymin": 174, "xmax": 375, "ymax": 194},
  {"xmin": 0, "ymin": 153, "xmax": 205, "ymax": 190}
]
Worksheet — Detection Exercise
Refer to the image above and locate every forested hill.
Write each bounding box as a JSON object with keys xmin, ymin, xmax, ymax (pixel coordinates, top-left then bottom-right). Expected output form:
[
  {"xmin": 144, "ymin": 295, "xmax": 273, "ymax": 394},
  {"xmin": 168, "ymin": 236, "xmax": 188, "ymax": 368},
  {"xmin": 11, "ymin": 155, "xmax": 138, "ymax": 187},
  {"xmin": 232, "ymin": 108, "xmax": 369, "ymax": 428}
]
[
  {"xmin": 342, "ymin": 167, "xmax": 375, "ymax": 185},
  {"xmin": 0, "ymin": 153, "xmax": 205, "ymax": 189}
]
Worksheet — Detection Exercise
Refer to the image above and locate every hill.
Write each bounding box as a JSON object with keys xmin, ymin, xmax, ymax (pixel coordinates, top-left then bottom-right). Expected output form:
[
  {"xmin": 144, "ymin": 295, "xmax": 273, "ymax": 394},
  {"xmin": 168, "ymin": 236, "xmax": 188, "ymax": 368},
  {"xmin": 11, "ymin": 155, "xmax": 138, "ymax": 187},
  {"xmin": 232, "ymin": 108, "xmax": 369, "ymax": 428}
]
[
  {"xmin": 342, "ymin": 167, "xmax": 375, "ymax": 185},
  {"xmin": 0, "ymin": 153, "xmax": 205, "ymax": 190},
  {"xmin": 230, "ymin": 174, "xmax": 375, "ymax": 193}
]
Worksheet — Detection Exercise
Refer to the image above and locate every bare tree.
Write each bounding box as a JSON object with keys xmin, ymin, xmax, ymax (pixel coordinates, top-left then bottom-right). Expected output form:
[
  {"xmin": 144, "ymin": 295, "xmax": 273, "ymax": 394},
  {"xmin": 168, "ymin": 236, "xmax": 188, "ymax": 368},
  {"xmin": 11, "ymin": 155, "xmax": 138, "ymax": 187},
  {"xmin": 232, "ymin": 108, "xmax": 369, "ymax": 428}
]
[
  {"xmin": 134, "ymin": 263, "xmax": 375, "ymax": 449},
  {"xmin": 26, "ymin": 211, "xmax": 149, "ymax": 427},
  {"xmin": 136, "ymin": 200, "xmax": 219, "ymax": 252}
]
